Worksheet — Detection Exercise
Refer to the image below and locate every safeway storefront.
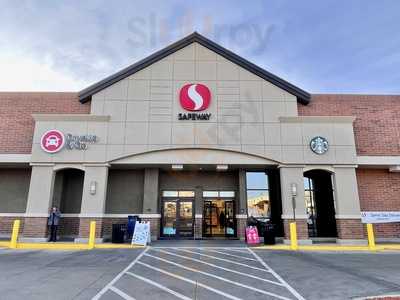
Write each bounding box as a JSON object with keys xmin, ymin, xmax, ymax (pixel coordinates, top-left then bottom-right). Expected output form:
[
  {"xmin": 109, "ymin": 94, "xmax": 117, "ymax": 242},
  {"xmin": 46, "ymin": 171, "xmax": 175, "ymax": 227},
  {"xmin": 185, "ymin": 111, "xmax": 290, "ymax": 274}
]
[{"xmin": 0, "ymin": 32, "xmax": 399, "ymax": 243}]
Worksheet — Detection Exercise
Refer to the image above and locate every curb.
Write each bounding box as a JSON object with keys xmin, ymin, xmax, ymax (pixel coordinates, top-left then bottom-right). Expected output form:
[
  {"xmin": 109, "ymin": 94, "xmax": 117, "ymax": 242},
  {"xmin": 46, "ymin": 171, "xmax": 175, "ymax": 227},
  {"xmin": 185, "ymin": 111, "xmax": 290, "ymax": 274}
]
[
  {"xmin": 0, "ymin": 242, "xmax": 144, "ymax": 250},
  {"xmin": 254, "ymin": 244, "xmax": 400, "ymax": 252}
]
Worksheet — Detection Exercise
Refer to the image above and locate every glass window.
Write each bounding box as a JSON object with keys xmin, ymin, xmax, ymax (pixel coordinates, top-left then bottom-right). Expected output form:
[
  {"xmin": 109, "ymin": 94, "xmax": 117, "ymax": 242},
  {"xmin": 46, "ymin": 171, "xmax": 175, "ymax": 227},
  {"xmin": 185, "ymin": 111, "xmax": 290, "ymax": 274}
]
[
  {"xmin": 247, "ymin": 190, "xmax": 270, "ymax": 218},
  {"xmin": 178, "ymin": 191, "xmax": 195, "ymax": 197},
  {"xmin": 246, "ymin": 172, "xmax": 268, "ymax": 189},
  {"xmin": 246, "ymin": 171, "xmax": 270, "ymax": 218},
  {"xmin": 162, "ymin": 191, "xmax": 178, "ymax": 197},
  {"xmin": 303, "ymin": 177, "xmax": 310, "ymax": 190},
  {"xmin": 203, "ymin": 191, "xmax": 219, "ymax": 197},
  {"xmin": 219, "ymin": 191, "xmax": 235, "ymax": 198},
  {"xmin": 203, "ymin": 191, "xmax": 235, "ymax": 198},
  {"xmin": 304, "ymin": 177, "xmax": 317, "ymax": 237},
  {"xmin": 162, "ymin": 191, "xmax": 194, "ymax": 197}
]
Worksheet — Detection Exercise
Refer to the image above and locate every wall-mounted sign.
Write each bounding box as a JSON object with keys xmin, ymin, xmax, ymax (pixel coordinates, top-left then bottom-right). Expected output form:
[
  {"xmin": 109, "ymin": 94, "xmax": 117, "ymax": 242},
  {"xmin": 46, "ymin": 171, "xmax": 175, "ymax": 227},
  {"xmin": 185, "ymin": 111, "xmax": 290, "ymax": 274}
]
[
  {"xmin": 65, "ymin": 134, "xmax": 98, "ymax": 150},
  {"xmin": 310, "ymin": 136, "xmax": 329, "ymax": 155},
  {"xmin": 40, "ymin": 130, "xmax": 98, "ymax": 153},
  {"xmin": 361, "ymin": 211, "xmax": 400, "ymax": 223},
  {"xmin": 41, "ymin": 130, "xmax": 65, "ymax": 153},
  {"xmin": 178, "ymin": 83, "xmax": 212, "ymax": 120}
]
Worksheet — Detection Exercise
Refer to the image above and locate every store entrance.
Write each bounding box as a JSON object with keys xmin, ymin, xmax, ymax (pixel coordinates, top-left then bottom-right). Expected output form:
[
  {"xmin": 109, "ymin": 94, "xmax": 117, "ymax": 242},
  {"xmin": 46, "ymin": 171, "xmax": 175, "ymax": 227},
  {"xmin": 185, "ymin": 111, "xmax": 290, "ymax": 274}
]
[
  {"xmin": 161, "ymin": 191, "xmax": 194, "ymax": 239},
  {"xmin": 203, "ymin": 199, "xmax": 235, "ymax": 238}
]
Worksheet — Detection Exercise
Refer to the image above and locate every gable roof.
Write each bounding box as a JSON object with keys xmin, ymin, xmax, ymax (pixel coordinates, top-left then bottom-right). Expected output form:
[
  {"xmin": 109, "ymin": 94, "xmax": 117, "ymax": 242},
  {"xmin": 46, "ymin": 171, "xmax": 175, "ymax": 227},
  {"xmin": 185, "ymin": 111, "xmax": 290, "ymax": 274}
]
[{"xmin": 79, "ymin": 32, "xmax": 310, "ymax": 104}]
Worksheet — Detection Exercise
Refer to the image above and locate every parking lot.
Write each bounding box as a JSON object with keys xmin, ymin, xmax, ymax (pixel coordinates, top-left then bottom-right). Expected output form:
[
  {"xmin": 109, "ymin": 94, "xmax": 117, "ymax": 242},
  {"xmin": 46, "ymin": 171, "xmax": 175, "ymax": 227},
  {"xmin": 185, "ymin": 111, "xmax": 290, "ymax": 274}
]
[{"xmin": 0, "ymin": 246, "xmax": 399, "ymax": 299}]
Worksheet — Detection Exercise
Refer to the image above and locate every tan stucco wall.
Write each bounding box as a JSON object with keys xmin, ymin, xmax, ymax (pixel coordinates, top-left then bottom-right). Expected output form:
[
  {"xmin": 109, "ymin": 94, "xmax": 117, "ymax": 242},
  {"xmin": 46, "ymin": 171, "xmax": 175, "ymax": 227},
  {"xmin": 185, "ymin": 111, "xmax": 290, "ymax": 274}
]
[
  {"xmin": 24, "ymin": 41, "xmax": 361, "ymax": 225},
  {"xmin": 30, "ymin": 42, "xmax": 357, "ymax": 166}
]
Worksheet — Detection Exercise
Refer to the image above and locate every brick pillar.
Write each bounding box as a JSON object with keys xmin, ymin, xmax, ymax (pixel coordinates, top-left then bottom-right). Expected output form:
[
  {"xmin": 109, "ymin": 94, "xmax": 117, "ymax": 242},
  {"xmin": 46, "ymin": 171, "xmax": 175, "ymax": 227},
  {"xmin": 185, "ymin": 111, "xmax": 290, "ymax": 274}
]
[
  {"xmin": 336, "ymin": 219, "xmax": 365, "ymax": 243},
  {"xmin": 0, "ymin": 217, "xmax": 25, "ymax": 237},
  {"xmin": 283, "ymin": 219, "xmax": 309, "ymax": 242},
  {"xmin": 22, "ymin": 217, "xmax": 48, "ymax": 240},
  {"xmin": 59, "ymin": 217, "xmax": 80, "ymax": 238},
  {"xmin": 78, "ymin": 217, "xmax": 104, "ymax": 240},
  {"xmin": 23, "ymin": 165, "xmax": 55, "ymax": 241},
  {"xmin": 78, "ymin": 165, "xmax": 109, "ymax": 242},
  {"xmin": 236, "ymin": 217, "xmax": 247, "ymax": 240},
  {"xmin": 194, "ymin": 217, "xmax": 202, "ymax": 239}
]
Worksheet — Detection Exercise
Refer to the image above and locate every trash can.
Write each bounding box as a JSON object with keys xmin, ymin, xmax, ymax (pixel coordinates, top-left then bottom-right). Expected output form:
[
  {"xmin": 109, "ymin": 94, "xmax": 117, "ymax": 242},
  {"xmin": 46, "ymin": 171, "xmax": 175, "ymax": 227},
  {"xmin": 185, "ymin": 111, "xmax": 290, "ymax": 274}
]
[
  {"xmin": 263, "ymin": 223, "xmax": 276, "ymax": 245},
  {"xmin": 112, "ymin": 224, "xmax": 127, "ymax": 243}
]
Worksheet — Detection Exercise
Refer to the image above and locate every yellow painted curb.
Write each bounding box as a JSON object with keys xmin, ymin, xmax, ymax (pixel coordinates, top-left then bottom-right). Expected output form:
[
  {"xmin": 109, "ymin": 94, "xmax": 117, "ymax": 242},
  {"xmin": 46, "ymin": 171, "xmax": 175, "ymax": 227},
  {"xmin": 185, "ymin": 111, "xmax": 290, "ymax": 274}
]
[
  {"xmin": 0, "ymin": 241, "xmax": 10, "ymax": 248},
  {"xmin": 255, "ymin": 244, "xmax": 400, "ymax": 252},
  {"xmin": 17, "ymin": 243, "xmax": 90, "ymax": 250},
  {"xmin": 299, "ymin": 245, "xmax": 371, "ymax": 251},
  {"xmin": 1, "ymin": 242, "xmax": 145, "ymax": 250},
  {"xmin": 255, "ymin": 245, "xmax": 291, "ymax": 250},
  {"xmin": 378, "ymin": 244, "xmax": 400, "ymax": 250},
  {"xmin": 95, "ymin": 244, "xmax": 145, "ymax": 249}
]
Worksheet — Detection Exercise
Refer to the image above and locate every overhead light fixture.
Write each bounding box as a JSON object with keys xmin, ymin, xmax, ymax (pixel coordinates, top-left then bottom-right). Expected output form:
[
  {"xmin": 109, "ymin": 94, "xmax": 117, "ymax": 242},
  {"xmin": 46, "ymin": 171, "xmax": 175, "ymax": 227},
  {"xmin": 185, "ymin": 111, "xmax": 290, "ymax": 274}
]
[
  {"xmin": 171, "ymin": 164, "xmax": 183, "ymax": 171},
  {"xmin": 216, "ymin": 165, "xmax": 228, "ymax": 171}
]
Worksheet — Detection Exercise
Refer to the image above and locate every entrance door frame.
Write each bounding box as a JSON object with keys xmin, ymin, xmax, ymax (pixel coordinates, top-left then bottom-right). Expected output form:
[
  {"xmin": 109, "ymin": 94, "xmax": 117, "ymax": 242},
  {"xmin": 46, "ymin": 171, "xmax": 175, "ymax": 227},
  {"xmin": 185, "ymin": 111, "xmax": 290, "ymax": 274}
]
[
  {"xmin": 160, "ymin": 190, "xmax": 195, "ymax": 239},
  {"xmin": 303, "ymin": 170, "xmax": 337, "ymax": 238},
  {"xmin": 202, "ymin": 190, "xmax": 237, "ymax": 238}
]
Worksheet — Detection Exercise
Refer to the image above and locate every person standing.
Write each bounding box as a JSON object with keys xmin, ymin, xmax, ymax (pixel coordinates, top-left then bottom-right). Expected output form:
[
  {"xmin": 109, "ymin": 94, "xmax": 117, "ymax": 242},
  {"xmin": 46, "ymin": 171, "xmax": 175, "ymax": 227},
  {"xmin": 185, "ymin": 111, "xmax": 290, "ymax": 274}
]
[{"xmin": 48, "ymin": 206, "xmax": 61, "ymax": 242}]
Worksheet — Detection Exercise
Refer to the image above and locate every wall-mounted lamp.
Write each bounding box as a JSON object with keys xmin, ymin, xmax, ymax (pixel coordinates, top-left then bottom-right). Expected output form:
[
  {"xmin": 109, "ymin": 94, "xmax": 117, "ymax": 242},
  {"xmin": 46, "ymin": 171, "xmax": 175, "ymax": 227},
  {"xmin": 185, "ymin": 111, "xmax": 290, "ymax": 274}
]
[
  {"xmin": 290, "ymin": 183, "xmax": 297, "ymax": 197},
  {"xmin": 90, "ymin": 181, "xmax": 97, "ymax": 195}
]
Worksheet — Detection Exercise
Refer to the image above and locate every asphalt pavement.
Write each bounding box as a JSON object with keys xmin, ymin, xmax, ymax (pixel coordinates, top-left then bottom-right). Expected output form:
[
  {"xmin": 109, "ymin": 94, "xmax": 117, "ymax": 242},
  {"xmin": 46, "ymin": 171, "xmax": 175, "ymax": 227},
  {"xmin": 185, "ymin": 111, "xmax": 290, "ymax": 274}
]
[{"xmin": 0, "ymin": 246, "xmax": 399, "ymax": 300}]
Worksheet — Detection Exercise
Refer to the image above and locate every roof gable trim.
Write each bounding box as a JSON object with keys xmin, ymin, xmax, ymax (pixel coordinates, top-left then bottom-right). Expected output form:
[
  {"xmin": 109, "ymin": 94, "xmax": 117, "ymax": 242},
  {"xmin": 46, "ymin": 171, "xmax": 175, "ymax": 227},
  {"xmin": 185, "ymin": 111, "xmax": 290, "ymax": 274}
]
[{"xmin": 79, "ymin": 32, "xmax": 310, "ymax": 104}]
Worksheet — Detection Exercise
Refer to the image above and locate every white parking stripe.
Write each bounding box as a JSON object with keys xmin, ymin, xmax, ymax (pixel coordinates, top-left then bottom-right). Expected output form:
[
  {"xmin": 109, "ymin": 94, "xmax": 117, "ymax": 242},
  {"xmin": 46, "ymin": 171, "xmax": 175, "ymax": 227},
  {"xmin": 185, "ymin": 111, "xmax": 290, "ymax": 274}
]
[
  {"xmin": 91, "ymin": 247, "xmax": 149, "ymax": 300},
  {"xmin": 152, "ymin": 247, "xmax": 247, "ymax": 250},
  {"xmin": 201, "ymin": 249, "xmax": 258, "ymax": 261},
  {"xmin": 109, "ymin": 286, "xmax": 137, "ymax": 300},
  {"xmin": 138, "ymin": 258, "xmax": 292, "ymax": 300},
  {"xmin": 248, "ymin": 249, "xmax": 306, "ymax": 300},
  {"xmin": 148, "ymin": 250, "xmax": 283, "ymax": 286},
  {"xmin": 136, "ymin": 261, "xmax": 243, "ymax": 300},
  {"xmin": 93, "ymin": 246, "xmax": 304, "ymax": 300},
  {"xmin": 175, "ymin": 248, "xmax": 269, "ymax": 272},
  {"xmin": 126, "ymin": 271, "xmax": 192, "ymax": 300}
]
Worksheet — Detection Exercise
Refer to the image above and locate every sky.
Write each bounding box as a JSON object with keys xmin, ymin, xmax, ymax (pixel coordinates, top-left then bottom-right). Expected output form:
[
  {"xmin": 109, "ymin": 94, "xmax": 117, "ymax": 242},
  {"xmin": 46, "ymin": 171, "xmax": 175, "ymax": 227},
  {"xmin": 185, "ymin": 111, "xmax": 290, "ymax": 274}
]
[{"xmin": 0, "ymin": 0, "xmax": 399, "ymax": 94}]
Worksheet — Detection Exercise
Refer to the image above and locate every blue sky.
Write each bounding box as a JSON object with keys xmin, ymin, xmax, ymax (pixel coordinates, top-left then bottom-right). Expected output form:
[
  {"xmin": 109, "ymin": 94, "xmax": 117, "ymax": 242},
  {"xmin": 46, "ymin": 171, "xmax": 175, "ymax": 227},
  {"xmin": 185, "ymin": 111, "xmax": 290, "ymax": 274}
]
[{"xmin": 0, "ymin": 0, "xmax": 399, "ymax": 94}]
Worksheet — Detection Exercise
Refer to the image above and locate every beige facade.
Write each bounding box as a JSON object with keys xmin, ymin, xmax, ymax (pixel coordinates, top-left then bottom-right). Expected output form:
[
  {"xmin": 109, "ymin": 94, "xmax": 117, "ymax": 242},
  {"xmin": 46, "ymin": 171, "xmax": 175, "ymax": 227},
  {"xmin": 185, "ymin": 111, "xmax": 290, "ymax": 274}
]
[{"xmin": 20, "ymin": 37, "xmax": 362, "ymax": 242}]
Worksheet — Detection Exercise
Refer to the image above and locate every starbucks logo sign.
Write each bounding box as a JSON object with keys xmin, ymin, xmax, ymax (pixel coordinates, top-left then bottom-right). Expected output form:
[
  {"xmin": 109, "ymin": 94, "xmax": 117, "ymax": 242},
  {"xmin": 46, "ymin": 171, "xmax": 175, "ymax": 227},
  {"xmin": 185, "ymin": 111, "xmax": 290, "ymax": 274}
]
[{"xmin": 310, "ymin": 136, "xmax": 329, "ymax": 155}]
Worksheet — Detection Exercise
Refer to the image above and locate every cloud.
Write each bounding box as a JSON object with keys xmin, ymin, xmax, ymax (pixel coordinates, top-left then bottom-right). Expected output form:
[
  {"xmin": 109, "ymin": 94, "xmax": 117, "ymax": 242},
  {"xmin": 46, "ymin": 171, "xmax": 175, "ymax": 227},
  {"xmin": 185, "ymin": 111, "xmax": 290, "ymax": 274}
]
[{"xmin": 0, "ymin": 0, "xmax": 399, "ymax": 94}]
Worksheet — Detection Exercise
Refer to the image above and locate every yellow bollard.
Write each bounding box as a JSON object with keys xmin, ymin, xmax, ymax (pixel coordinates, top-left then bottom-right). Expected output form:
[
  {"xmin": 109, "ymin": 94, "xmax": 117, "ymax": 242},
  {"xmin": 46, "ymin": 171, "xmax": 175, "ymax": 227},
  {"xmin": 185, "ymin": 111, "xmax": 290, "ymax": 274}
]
[
  {"xmin": 290, "ymin": 222, "xmax": 298, "ymax": 250},
  {"xmin": 88, "ymin": 221, "xmax": 96, "ymax": 250},
  {"xmin": 367, "ymin": 223, "xmax": 376, "ymax": 251},
  {"xmin": 10, "ymin": 220, "xmax": 20, "ymax": 249}
]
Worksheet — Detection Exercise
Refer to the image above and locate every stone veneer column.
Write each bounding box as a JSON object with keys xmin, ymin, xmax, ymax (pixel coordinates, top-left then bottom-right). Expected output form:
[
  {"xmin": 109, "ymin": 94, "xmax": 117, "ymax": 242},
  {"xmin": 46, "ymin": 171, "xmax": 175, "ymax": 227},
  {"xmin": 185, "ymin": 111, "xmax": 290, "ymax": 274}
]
[
  {"xmin": 237, "ymin": 170, "xmax": 247, "ymax": 240},
  {"xmin": 23, "ymin": 164, "xmax": 55, "ymax": 241},
  {"xmin": 194, "ymin": 186, "xmax": 203, "ymax": 239},
  {"xmin": 78, "ymin": 164, "xmax": 109, "ymax": 242},
  {"xmin": 143, "ymin": 168, "xmax": 160, "ymax": 240},
  {"xmin": 334, "ymin": 166, "xmax": 365, "ymax": 244},
  {"xmin": 279, "ymin": 166, "xmax": 311, "ymax": 244}
]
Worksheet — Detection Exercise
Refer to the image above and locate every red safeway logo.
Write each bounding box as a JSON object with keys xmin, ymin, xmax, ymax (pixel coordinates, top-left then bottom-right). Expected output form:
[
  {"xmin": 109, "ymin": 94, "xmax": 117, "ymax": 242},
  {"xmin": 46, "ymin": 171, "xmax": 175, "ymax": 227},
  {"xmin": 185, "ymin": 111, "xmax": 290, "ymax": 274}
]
[
  {"xmin": 40, "ymin": 130, "xmax": 65, "ymax": 153},
  {"xmin": 179, "ymin": 83, "xmax": 211, "ymax": 111}
]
